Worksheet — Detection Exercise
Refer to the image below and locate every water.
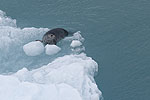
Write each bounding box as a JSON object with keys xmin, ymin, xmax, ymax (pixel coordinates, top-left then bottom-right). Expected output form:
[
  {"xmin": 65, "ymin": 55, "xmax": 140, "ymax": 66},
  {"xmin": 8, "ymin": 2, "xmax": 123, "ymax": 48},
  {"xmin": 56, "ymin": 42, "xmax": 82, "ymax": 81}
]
[{"xmin": 0, "ymin": 0, "xmax": 150, "ymax": 100}]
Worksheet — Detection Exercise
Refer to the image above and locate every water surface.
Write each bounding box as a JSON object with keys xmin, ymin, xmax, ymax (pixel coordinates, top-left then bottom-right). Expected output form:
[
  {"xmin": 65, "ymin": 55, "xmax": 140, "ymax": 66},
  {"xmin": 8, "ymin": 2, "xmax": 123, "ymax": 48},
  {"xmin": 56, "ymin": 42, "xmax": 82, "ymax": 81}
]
[{"xmin": 0, "ymin": 0, "xmax": 150, "ymax": 100}]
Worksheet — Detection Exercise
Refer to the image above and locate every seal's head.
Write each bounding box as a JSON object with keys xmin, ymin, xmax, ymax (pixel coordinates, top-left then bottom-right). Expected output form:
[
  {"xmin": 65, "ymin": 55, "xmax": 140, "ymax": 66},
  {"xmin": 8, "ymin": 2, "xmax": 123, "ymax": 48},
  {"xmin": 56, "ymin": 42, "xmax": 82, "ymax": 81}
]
[
  {"xmin": 42, "ymin": 33, "xmax": 57, "ymax": 45},
  {"xmin": 37, "ymin": 28, "xmax": 68, "ymax": 46}
]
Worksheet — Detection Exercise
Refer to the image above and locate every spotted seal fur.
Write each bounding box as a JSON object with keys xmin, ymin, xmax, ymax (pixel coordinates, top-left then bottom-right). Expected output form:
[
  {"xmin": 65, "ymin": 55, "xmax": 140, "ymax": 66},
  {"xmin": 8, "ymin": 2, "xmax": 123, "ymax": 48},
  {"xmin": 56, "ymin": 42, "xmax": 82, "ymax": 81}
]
[{"xmin": 36, "ymin": 28, "xmax": 68, "ymax": 45}]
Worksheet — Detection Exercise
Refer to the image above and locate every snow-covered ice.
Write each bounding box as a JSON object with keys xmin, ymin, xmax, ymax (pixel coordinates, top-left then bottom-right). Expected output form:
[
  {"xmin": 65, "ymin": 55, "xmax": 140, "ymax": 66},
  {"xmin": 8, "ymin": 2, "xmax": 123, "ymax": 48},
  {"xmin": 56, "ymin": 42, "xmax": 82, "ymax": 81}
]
[
  {"xmin": 23, "ymin": 41, "xmax": 44, "ymax": 56},
  {"xmin": 23, "ymin": 42, "xmax": 61, "ymax": 56},
  {"xmin": 0, "ymin": 10, "xmax": 103, "ymax": 100},
  {"xmin": 0, "ymin": 53, "xmax": 101, "ymax": 100},
  {"xmin": 0, "ymin": 75, "xmax": 82, "ymax": 100},
  {"xmin": 70, "ymin": 40, "xmax": 82, "ymax": 48},
  {"xmin": 45, "ymin": 44, "xmax": 61, "ymax": 55}
]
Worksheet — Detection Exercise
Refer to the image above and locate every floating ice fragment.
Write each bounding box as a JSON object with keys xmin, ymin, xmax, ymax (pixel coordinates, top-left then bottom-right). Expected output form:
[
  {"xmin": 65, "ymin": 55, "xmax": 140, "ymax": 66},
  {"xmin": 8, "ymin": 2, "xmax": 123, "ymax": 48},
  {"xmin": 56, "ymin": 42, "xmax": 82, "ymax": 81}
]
[
  {"xmin": 64, "ymin": 31, "xmax": 84, "ymax": 42},
  {"xmin": 23, "ymin": 41, "xmax": 44, "ymax": 56},
  {"xmin": 70, "ymin": 40, "xmax": 82, "ymax": 48},
  {"xmin": 45, "ymin": 44, "xmax": 61, "ymax": 55}
]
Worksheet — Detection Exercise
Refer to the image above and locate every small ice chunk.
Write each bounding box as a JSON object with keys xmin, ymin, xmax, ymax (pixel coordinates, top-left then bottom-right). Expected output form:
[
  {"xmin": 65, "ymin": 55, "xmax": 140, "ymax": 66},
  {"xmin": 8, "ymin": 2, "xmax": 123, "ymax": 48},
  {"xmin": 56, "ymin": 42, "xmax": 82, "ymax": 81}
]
[
  {"xmin": 45, "ymin": 44, "xmax": 61, "ymax": 55},
  {"xmin": 23, "ymin": 41, "xmax": 44, "ymax": 56},
  {"xmin": 70, "ymin": 40, "xmax": 82, "ymax": 48}
]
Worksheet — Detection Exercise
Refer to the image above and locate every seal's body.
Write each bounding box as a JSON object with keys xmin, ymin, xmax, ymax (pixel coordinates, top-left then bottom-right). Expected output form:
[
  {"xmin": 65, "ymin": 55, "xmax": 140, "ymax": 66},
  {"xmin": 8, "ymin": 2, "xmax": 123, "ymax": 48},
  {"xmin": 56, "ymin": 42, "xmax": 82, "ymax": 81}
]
[{"xmin": 41, "ymin": 28, "xmax": 68, "ymax": 45}]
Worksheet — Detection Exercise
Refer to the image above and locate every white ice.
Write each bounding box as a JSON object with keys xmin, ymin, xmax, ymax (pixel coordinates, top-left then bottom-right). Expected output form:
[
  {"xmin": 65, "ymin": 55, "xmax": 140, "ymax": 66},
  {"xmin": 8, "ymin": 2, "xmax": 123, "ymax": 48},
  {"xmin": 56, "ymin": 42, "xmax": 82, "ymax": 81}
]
[
  {"xmin": 0, "ymin": 53, "xmax": 102, "ymax": 100},
  {"xmin": 0, "ymin": 10, "xmax": 103, "ymax": 100},
  {"xmin": 0, "ymin": 75, "xmax": 81, "ymax": 100},
  {"xmin": 0, "ymin": 10, "xmax": 16, "ymax": 27},
  {"xmin": 23, "ymin": 41, "xmax": 44, "ymax": 56},
  {"xmin": 70, "ymin": 40, "xmax": 82, "ymax": 48},
  {"xmin": 45, "ymin": 44, "xmax": 61, "ymax": 55}
]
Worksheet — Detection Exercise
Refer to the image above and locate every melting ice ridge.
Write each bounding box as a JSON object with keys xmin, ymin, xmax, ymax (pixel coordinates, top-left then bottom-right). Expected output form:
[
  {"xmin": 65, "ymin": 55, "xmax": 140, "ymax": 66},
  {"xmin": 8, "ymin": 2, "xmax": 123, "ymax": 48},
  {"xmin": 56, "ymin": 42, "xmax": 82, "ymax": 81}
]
[{"xmin": 0, "ymin": 10, "xmax": 103, "ymax": 100}]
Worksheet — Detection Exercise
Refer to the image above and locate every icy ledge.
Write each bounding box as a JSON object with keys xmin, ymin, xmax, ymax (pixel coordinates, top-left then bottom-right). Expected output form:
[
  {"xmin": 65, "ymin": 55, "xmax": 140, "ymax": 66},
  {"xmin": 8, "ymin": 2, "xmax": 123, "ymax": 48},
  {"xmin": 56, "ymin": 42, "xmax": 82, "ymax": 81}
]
[
  {"xmin": 0, "ymin": 10, "xmax": 103, "ymax": 100},
  {"xmin": 0, "ymin": 53, "xmax": 102, "ymax": 100}
]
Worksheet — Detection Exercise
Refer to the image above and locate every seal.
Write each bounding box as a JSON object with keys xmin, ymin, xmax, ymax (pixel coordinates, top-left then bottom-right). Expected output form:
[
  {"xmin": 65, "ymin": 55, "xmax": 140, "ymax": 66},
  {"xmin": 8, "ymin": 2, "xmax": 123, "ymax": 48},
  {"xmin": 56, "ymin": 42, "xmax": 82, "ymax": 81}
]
[{"xmin": 36, "ymin": 28, "xmax": 68, "ymax": 45}]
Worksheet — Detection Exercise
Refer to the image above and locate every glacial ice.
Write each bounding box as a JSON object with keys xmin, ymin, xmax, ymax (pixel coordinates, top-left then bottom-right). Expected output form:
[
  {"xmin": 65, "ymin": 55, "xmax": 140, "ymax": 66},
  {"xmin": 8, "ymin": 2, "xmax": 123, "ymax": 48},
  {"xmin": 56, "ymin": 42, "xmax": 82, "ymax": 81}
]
[
  {"xmin": 23, "ymin": 41, "xmax": 44, "ymax": 56},
  {"xmin": 23, "ymin": 42, "xmax": 61, "ymax": 56},
  {"xmin": 70, "ymin": 40, "xmax": 82, "ymax": 48},
  {"xmin": 0, "ymin": 75, "xmax": 82, "ymax": 100},
  {"xmin": 45, "ymin": 44, "xmax": 61, "ymax": 55},
  {"xmin": 0, "ymin": 10, "xmax": 103, "ymax": 100}
]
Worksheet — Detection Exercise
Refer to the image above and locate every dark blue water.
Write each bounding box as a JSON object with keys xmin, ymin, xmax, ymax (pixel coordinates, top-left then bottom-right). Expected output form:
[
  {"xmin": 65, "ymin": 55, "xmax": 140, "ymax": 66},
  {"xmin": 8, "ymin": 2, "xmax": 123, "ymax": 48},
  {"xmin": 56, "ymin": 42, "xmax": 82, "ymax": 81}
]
[{"xmin": 0, "ymin": 0, "xmax": 150, "ymax": 100}]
